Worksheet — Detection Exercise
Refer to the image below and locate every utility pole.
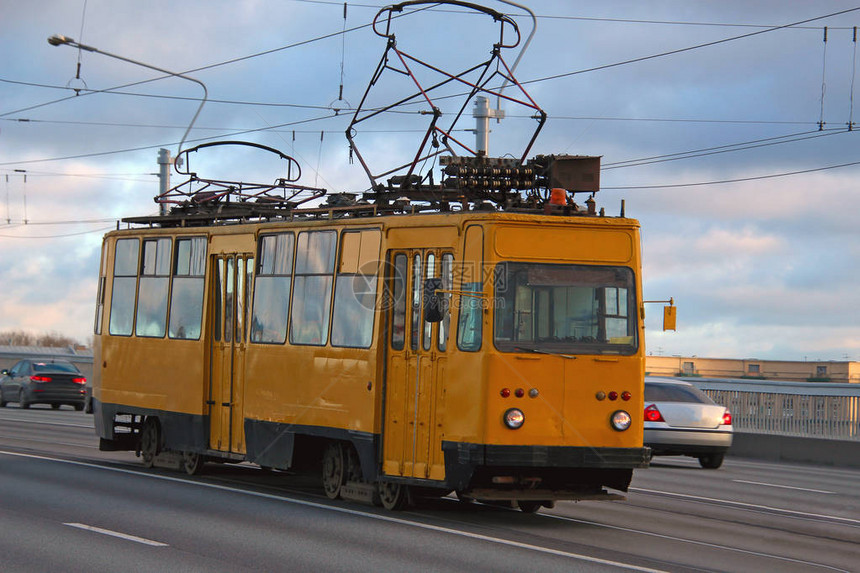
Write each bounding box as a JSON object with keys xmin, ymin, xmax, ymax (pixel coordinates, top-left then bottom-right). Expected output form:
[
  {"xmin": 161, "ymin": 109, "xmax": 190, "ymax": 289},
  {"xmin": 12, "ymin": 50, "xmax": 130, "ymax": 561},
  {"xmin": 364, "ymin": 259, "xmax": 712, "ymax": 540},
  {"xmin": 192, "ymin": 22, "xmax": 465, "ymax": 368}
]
[{"xmin": 157, "ymin": 148, "xmax": 171, "ymax": 216}]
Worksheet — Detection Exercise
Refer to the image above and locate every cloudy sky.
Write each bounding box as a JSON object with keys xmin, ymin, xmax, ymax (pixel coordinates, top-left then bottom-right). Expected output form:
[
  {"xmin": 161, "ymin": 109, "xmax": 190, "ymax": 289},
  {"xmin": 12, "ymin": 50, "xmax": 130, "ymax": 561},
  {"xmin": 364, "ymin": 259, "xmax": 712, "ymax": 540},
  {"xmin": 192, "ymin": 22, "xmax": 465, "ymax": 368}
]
[{"xmin": 1, "ymin": 1, "xmax": 858, "ymax": 361}]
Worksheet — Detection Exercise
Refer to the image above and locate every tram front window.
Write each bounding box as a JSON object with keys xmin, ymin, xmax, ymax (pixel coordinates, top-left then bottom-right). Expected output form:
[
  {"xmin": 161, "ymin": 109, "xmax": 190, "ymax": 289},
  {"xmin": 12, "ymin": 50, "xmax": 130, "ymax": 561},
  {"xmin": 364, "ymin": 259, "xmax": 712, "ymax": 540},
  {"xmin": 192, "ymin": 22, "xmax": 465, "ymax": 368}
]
[{"xmin": 493, "ymin": 263, "xmax": 637, "ymax": 355}]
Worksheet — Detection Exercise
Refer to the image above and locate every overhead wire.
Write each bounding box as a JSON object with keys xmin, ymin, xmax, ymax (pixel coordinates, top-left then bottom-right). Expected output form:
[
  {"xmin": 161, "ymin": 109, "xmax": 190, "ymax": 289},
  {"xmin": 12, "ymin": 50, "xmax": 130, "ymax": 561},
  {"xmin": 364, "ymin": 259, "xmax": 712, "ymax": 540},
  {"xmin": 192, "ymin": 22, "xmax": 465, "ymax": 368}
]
[
  {"xmin": 602, "ymin": 128, "xmax": 850, "ymax": 170},
  {"xmin": 0, "ymin": 112, "xmax": 339, "ymax": 167},
  {"xmin": 0, "ymin": 226, "xmax": 115, "ymax": 239},
  {"xmin": 1, "ymin": 3, "xmax": 858, "ymax": 187},
  {"xmin": 603, "ymin": 158, "xmax": 860, "ymax": 190},
  {"xmin": 0, "ymin": 3, "xmax": 438, "ymax": 120}
]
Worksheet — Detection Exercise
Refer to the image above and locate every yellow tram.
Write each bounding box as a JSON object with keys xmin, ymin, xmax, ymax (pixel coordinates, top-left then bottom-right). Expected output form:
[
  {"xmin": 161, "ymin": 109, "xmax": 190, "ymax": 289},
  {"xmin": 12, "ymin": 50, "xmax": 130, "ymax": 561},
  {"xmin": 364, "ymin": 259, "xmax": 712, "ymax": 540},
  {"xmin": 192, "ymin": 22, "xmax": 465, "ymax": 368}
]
[
  {"xmin": 92, "ymin": 0, "xmax": 654, "ymax": 512},
  {"xmin": 93, "ymin": 161, "xmax": 650, "ymax": 512}
]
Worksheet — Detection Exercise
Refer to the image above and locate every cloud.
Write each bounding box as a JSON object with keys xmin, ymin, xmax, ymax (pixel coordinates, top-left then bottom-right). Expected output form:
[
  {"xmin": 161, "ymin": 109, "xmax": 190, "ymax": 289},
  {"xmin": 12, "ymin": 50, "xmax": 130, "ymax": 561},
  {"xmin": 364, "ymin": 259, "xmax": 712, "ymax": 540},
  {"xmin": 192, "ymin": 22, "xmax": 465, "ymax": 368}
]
[{"xmin": 2, "ymin": 0, "xmax": 858, "ymax": 360}]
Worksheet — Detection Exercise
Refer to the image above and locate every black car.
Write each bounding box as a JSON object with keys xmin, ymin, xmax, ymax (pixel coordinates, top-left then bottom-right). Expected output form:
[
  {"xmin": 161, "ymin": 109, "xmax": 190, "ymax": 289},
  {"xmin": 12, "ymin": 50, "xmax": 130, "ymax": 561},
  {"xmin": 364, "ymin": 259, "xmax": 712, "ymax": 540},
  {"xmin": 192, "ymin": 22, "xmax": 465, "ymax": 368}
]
[{"xmin": 0, "ymin": 359, "xmax": 87, "ymax": 411}]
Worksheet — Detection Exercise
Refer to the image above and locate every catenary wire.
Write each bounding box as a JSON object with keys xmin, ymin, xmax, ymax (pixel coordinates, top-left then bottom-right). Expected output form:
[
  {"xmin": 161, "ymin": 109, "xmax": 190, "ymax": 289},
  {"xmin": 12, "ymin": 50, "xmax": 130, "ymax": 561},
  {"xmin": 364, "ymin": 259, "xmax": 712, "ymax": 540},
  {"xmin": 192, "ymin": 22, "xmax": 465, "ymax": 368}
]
[
  {"xmin": 602, "ymin": 128, "xmax": 849, "ymax": 170},
  {"xmin": 603, "ymin": 159, "xmax": 860, "ymax": 189}
]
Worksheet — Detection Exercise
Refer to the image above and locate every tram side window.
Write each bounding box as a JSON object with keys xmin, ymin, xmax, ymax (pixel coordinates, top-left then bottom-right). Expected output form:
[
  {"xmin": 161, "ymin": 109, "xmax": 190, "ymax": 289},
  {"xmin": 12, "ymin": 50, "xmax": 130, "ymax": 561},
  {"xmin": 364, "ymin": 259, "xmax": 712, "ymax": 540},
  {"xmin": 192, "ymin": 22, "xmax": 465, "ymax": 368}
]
[
  {"xmin": 109, "ymin": 238, "xmax": 140, "ymax": 336},
  {"xmin": 136, "ymin": 238, "xmax": 172, "ymax": 338},
  {"xmin": 290, "ymin": 231, "xmax": 336, "ymax": 346},
  {"xmin": 168, "ymin": 237, "xmax": 207, "ymax": 340},
  {"xmin": 94, "ymin": 241, "xmax": 108, "ymax": 335},
  {"xmin": 438, "ymin": 253, "xmax": 453, "ymax": 351},
  {"xmin": 332, "ymin": 230, "xmax": 380, "ymax": 348},
  {"xmin": 390, "ymin": 254, "xmax": 408, "ymax": 350},
  {"xmin": 250, "ymin": 232, "xmax": 294, "ymax": 344},
  {"xmin": 457, "ymin": 226, "xmax": 483, "ymax": 352}
]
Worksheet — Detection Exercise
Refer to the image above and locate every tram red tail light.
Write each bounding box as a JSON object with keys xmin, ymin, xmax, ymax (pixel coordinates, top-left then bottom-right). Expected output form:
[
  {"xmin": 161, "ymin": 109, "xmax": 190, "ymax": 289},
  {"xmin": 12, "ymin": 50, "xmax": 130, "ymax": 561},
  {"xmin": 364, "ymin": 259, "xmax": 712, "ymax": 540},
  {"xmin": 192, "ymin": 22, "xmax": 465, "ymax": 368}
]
[
  {"xmin": 721, "ymin": 411, "xmax": 732, "ymax": 426},
  {"xmin": 644, "ymin": 404, "xmax": 664, "ymax": 422},
  {"xmin": 500, "ymin": 388, "xmax": 511, "ymax": 398},
  {"xmin": 621, "ymin": 391, "xmax": 631, "ymax": 401},
  {"xmin": 30, "ymin": 375, "xmax": 52, "ymax": 383}
]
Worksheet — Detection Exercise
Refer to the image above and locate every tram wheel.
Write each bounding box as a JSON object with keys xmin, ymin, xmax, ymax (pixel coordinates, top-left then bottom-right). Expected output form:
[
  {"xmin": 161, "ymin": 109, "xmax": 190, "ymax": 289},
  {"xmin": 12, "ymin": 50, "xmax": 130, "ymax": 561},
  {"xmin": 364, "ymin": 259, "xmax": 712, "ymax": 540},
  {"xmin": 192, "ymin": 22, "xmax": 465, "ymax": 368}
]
[
  {"xmin": 182, "ymin": 451, "xmax": 204, "ymax": 475},
  {"xmin": 322, "ymin": 442, "xmax": 345, "ymax": 499},
  {"xmin": 378, "ymin": 482, "xmax": 407, "ymax": 511},
  {"xmin": 517, "ymin": 500, "xmax": 542, "ymax": 514},
  {"xmin": 140, "ymin": 418, "xmax": 159, "ymax": 468}
]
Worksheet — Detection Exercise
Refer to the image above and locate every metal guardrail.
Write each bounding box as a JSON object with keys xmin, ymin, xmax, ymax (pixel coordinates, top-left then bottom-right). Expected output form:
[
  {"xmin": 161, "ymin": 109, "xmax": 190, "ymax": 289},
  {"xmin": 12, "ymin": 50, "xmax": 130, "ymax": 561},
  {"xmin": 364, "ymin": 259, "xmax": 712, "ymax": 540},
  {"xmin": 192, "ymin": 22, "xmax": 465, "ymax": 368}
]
[{"xmin": 674, "ymin": 377, "xmax": 860, "ymax": 442}]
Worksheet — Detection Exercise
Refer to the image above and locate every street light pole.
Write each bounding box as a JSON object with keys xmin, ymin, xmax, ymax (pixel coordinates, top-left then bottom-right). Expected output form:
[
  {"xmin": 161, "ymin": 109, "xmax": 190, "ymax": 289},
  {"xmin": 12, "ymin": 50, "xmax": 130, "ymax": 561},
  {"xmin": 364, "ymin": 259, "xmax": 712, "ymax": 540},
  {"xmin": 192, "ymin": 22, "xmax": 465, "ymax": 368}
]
[{"xmin": 47, "ymin": 34, "xmax": 208, "ymax": 156}]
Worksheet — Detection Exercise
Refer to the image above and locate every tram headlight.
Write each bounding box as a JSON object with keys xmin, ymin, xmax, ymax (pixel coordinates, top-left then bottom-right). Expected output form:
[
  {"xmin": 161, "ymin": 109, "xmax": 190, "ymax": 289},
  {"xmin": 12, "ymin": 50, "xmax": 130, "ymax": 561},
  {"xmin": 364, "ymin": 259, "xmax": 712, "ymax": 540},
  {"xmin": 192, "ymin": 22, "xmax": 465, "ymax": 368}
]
[
  {"xmin": 610, "ymin": 410, "xmax": 632, "ymax": 431},
  {"xmin": 503, "ymin": 408, "xmax": 525, "ymax": 429}
]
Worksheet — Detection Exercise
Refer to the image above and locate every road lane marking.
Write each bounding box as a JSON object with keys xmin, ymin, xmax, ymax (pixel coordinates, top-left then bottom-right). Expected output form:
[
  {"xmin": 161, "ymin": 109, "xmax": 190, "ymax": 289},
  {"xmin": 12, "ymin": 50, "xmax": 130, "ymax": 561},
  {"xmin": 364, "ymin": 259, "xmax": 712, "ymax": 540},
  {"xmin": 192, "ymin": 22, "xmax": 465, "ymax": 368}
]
[
  {"xmin": 544, "ymin": 514, "xmax": 850, "ymax": 573},
  {"xmin": 64, "ymin": 523, "xmax": 168, "ymax": 547},
  {"xmin": 733, "ymin": 479, "xmax": 835, "ymax": 494},
  {"xmin": 630, "ymin": 487, "xmax": 860, "ymax": 525},
  {"xmin": 2, "ymin": 450, "xmax": 664, "ymax": 573},
  {"xmin": 0, "ymin": 416, "xmax": 93, "ymax": 429}
]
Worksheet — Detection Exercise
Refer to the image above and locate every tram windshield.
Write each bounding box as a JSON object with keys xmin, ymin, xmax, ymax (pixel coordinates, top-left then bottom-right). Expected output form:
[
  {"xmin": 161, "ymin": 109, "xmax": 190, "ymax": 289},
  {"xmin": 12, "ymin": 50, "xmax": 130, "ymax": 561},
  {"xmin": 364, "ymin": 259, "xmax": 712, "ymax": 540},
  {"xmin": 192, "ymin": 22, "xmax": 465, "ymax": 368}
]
[{"xmin": 493, "ymin": 263, "xmax": 637, "ymax": 355}]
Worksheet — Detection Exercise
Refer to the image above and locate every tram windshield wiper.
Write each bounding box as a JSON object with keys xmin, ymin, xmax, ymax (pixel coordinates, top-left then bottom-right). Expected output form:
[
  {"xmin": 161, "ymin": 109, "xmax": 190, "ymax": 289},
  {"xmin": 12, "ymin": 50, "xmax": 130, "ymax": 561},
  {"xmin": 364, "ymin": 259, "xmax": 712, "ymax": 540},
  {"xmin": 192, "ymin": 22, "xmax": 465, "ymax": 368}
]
[{"xmin": 514, "ymin": 346, "xmax": 577, "ymax": 359}]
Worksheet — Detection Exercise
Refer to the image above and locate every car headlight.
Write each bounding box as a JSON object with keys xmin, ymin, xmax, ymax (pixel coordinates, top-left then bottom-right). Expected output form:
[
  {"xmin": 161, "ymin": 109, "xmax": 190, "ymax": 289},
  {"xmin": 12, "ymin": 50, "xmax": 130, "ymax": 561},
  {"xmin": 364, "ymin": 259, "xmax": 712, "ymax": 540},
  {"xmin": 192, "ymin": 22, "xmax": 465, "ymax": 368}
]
[
  {"xmin": 503, "ymin": 408, "xmax": 525, "ymax": 429},
  {"xmin": 610, "ymin": 410, "xmax": 632, "ymax": 431}
]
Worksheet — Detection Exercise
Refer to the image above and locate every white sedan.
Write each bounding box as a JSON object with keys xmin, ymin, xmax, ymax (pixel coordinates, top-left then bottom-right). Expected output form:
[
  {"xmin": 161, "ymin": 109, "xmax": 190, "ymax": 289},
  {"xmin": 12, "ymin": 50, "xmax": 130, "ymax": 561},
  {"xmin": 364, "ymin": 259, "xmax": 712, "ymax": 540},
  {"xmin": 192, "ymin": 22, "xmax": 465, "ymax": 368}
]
[{"xmin": 643, "ymin": 377, "xmax": 733, "ymax": 469}]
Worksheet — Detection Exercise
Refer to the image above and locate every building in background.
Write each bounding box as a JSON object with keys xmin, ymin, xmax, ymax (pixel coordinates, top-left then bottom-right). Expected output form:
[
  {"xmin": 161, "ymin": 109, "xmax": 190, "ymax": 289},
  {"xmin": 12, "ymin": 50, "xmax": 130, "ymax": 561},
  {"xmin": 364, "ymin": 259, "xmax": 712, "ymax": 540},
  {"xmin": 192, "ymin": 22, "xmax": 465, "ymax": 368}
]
[{"xmin": 646, "ymin": 356, "xmax": 860, "ymax": 384}]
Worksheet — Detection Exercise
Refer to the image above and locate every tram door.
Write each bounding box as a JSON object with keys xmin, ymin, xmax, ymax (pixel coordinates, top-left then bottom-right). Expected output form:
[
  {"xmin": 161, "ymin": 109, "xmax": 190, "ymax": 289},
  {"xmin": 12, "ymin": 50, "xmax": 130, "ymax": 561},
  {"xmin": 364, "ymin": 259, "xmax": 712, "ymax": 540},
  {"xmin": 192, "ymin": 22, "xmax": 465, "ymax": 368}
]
[
  {"xmin": 383, "ymin": 249, "xmax": 453, "ymax": 481},
  {"xmin": 208, "ymin": 253, "xmax": 253, "ymax": 454}
]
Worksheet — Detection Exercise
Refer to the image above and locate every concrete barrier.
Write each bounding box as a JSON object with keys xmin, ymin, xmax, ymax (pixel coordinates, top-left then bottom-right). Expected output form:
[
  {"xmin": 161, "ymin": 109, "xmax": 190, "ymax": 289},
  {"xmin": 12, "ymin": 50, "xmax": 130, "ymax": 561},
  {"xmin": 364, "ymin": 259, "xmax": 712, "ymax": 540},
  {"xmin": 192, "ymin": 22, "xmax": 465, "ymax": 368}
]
[{"xmin": 728, "ymin": 432, "xmax": 860, "ymax": 469}]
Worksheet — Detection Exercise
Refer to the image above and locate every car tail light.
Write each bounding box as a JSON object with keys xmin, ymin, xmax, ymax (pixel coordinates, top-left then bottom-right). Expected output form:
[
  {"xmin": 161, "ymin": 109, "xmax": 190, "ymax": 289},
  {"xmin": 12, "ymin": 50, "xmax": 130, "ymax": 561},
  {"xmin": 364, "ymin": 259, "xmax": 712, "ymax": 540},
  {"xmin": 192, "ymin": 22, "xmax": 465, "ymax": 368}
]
[
  {"xmin": 644, "ymin": 404, "xmax": 664, "ymax": 422},
  {"xmin": 30, "ymin": 375, "xmax": 52, "ymax": 383},
  {"xmin": 721, "ymin": 411, "xmax": 732, "ymax": 425},
  {"xmin": 72, "ymin": 377, "xmax": 86, "ymax": 384}
]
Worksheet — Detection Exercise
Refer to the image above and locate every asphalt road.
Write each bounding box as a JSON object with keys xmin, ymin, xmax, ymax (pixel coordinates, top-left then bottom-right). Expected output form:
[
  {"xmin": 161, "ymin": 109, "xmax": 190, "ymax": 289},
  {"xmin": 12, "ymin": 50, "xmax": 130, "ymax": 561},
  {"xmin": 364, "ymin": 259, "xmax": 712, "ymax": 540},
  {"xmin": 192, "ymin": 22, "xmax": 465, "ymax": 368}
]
[{"xmin": 0, "ymin": 406, "xmax": 857, "ymax": 572}]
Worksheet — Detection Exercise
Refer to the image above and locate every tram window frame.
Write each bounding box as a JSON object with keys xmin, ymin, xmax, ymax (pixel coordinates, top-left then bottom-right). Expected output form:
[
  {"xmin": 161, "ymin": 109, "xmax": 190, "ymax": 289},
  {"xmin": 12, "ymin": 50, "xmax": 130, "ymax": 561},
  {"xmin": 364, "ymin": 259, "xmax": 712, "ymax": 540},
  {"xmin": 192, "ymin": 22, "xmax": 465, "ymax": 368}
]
[
  {"xmin": 331, "ymin": 230, "xmax": 380, "ymax": 349},
  {"xmin": 109, "ymin": 238, "xmax": 140, "ymax": 337},
  {"xmin": 135, "ymin": 237, "xmax": 172, "ymax": 338},
  {"xmin": 168, "ymin": 236, "xmax": 207, "ymax": 340},
  {"xmin": 422, "ymin": 253, "xmax": 436, "ymax": 351},
  {"xmin": 94, "ymin": 241, "xmax": 108, "ymax": 335},
  {"xmin": 493, "ymin": 262, "xmax": 638, "ymax": 355},
  {"xmin": 457, "ymin": 225, "xmax": 484, "ymax": 352},
  {"xmin": 410, "ymin": 254, "xmax": 422, "ymax": 351},
  {"xmin": 438, "ymin": 253, "xmax": 453, "ymax": 351},
  {"xmin": 390, "ymin": 254, "xmax": 408, "ymax": 351},
  {"xmin": 250, "ymin": 232, "xmax": 295, "ymax": 345},
  {"xmin": 289, "ymin": 230, "xmax": 337, "ymax": 346}
]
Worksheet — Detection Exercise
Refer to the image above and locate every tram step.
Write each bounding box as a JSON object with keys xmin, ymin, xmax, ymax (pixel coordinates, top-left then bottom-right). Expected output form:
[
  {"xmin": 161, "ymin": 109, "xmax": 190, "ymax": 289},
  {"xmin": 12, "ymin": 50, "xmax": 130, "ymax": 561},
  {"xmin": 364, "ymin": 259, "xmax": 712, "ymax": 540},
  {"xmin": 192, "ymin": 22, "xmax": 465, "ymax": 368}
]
[{"xmin": 341, "ymin": 481, "xmax": 380, "ymax": 505}]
